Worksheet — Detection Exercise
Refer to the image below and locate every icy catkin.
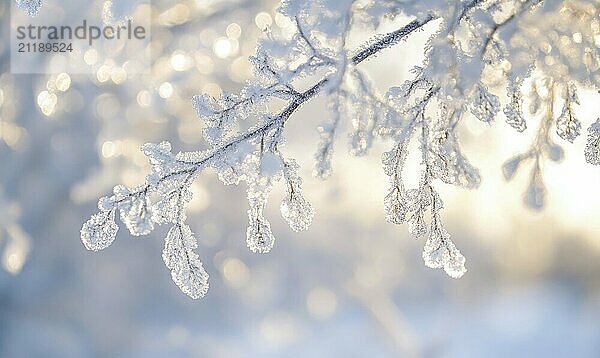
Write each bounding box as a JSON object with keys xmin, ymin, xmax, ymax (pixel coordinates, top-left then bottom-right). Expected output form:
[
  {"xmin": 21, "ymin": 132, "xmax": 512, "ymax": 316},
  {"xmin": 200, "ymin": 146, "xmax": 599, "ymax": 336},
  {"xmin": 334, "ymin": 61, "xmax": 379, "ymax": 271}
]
[
  {"xmin": 584, "ymin": 119, "xmax": 600, "ymax": 165},
  {"xmin": 502, "ymin": 156, "xmax": 524, "ymax": 180},
  {"xmin": 314, "ymin": 94, "xmax": 343, "ymax": 180},
  {"xmin": 556, "ymin": 84, "xmax": 581, "ymax": 143},
  {"xmin": 382, "ymin": 145, "xmax": 409, "ymax": 225},
  {"xmin": 81, "ymin": 209, "xmax": 118, "ymax": 251},
  {"xmin": 280, "ymin": 197, "xmax": 314, "ymax": 232},
  {"xmin": 469, "ymin": 83, "xmax": 499, "ymax": 123},
  {"xmin": 427, "ymin": 129, "xmax": 481, "ymax": 189},
  {"xmin": 423, "ymin": 220, "xmax": 467, "ymax": 279},
  {"xmin": 384, "ymin": 189, "xmax": 408, "ymax": 225},
  {"xmin": 524, "ymin": 169, "xmax": 546, "ymax": 210},
  {"xmin": 246, "ymin": 204, "xmax": 276, "ymax": 254},
  {"xmin": 162, "ymin": 224, "xmax": 209, "ymax": 299},
  {"xmin": 504, "ymin": 80, "xmax": 527, "ymax": 132},
  {"xmin": 281, "ymin": 161, "xmax": 314, "ymax": 232}
]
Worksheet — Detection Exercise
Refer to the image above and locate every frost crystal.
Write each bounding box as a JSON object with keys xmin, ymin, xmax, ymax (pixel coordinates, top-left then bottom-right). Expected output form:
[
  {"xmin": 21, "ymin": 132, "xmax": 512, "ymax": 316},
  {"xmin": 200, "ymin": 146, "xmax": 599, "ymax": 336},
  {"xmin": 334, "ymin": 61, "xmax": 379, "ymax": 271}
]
[
  {"xmin": 162, "ymin": 224, "xmax": 209, "ymax": 299},
  {"xmin": 16, "ymin": 0, "xmax": 42, "ymax": 17}
]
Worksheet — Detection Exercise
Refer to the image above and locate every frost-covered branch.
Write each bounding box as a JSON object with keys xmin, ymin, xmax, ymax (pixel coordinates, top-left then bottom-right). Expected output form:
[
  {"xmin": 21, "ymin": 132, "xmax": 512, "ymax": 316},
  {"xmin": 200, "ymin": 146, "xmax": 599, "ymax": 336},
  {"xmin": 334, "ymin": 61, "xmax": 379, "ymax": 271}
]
[
  {"xmin": 82, "ymin": 7, "xmax": 437, "ymax": 298},
  {"xmin": 83, "ymin": 0, "xmax": 600, "ymax": 298}
]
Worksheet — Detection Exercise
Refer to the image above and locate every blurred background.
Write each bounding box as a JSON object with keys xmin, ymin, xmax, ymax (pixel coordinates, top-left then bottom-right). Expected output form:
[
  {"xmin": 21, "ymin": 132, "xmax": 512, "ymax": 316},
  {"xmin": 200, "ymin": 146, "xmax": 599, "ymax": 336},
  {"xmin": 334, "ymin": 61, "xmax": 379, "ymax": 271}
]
[{"xmin": 1, "ymin": 0, "xmax": 600, "ymax": 357}]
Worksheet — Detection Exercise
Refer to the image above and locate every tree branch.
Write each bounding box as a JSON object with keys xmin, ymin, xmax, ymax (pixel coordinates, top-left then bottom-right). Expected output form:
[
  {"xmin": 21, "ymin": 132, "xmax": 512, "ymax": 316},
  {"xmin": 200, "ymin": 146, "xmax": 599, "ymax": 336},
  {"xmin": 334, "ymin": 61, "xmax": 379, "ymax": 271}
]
[{"xmin": 120, "ymin": 5, "xmax": 480, "ymax": 202}]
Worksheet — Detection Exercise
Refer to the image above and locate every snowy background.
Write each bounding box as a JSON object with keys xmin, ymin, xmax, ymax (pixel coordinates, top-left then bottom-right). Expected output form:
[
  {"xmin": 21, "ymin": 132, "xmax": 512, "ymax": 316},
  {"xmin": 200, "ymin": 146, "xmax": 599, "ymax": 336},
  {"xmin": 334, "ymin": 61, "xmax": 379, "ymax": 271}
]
[{"xmin": 1, "ymin": 0, "xmax": 600, "ymax": 357}]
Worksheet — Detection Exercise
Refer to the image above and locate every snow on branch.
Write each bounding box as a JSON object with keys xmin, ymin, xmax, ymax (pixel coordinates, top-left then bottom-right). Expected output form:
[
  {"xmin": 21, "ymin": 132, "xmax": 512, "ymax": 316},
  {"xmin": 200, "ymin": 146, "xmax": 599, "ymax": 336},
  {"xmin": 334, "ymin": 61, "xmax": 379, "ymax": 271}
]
[
  {"xmin": 83, "ymin": 0, "xmax": 600, "ymax": 298},
  {"xmin": 15, "ymin": 0, "xmax": 43, "ymax": 17}
]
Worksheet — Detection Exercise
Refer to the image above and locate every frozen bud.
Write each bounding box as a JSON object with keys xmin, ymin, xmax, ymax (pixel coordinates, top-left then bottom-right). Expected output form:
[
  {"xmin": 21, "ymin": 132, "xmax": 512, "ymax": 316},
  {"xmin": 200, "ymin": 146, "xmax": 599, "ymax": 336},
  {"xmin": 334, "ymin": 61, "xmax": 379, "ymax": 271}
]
[
  {"xmin": 545, "ymin": 143, "xmax": 564, "ymax": 162},
  {"xmin": 408, "ymin": 213, "xmax": 427, "ymax": 238},
  {"xmin": 141, "ymin": 141, "xmax": 175, "ymax": 169},
  {"xmin": 556, "ymin": 106, "xmax": 581, "ymax": 143},
  {"xmin": 246, "ymin": 199, "xmax": 275, "ymax": 253},
  {"xmin": 470, "ymin": 83, "xmax": 499, "ymax": 123},
  {"xmin": 162, "ymin": 224, "xmax": 209, "ymax": 299},
  {"xmin": 584, "ymin": 119, "xmax": 600, "ymax": 165},
  {"xmin": 384, "ymin": 189, "xmax": 407, "ymax": 225},
  {"xmin": 81, "ymin": 209, "xmax": 118, "ymax": 251},
  {"xmin": 524, "ymin": 171, "xmax": 545, "ymax": 210},
  {"xmin": 97, "ymin": 196, "xmax": 115, "ymax": 211},
  {"xmin": 502, "ymin": 156, "xmax": 523, "ymax": 180},
  {"xmin": 192, "ymin": 94, "xmax": 219, "ymax": 117},
  {"xmin": 504, "ymin": 89, "xmax": 527, "ymax": 132},
  {"xmin": 423, "ymin": 224, "xmax": 466, "ymax": 278},
  {"xmin": 118, "ymin": 195, "xmax": 154, "ymax": 236},
  {"xmin": 281, "ymin": 194, "xmax": 314, "ymax": 232},
  {"xmin": 349, "ymin": 131, "xmax": 369, "ymax": 157}
]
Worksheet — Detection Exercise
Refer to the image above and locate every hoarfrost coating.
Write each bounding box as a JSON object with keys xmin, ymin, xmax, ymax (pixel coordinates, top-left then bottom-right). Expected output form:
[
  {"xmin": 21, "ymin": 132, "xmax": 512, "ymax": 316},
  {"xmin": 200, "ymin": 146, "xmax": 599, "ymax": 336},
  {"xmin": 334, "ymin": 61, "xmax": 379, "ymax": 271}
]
[
  {"xmin": 81, "ymin": 0, "xmax": 600, "ymax": 298},
  {"xmin": 16, "ymin": 0, "xmax": 43, "ymax": 17}
]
